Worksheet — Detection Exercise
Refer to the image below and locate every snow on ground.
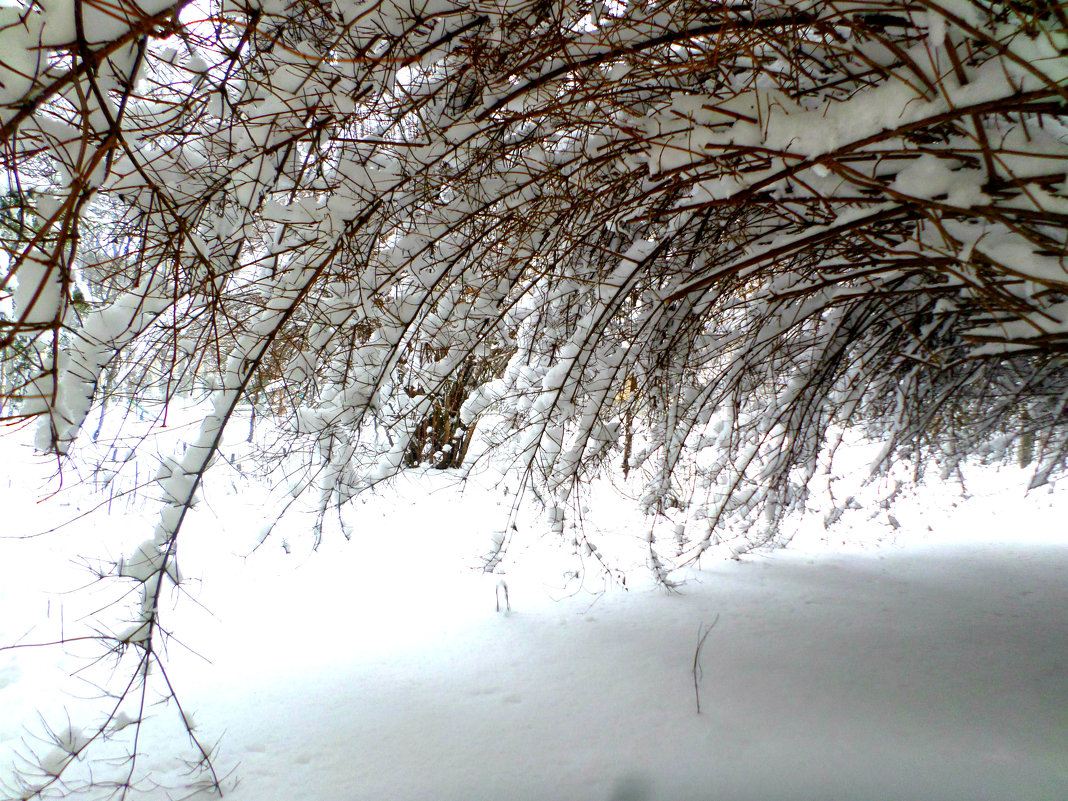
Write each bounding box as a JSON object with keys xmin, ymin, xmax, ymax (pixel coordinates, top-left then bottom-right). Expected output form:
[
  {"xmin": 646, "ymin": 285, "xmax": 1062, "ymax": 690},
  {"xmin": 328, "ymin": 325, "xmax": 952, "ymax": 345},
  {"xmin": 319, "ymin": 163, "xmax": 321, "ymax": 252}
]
[{"xmin": 1, "ymin": 420, "xmax": 1066, "ymax": 801}]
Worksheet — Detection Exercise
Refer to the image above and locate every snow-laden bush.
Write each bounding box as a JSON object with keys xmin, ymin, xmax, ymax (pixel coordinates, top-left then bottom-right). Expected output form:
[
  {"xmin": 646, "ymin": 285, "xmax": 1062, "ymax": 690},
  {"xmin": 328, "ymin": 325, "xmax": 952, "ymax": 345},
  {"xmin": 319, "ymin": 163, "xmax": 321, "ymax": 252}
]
[{"xmin": 2, "ymin": 0, "xmax": 1067, "ymax": 795}]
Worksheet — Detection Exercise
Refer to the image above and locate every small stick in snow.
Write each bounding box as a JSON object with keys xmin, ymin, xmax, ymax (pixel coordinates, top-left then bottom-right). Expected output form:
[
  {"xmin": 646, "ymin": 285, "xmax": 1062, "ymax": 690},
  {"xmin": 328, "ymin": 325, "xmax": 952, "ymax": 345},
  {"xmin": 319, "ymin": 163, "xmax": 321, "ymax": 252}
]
[
  {"xmin": 495, "ymin": 579, "xmax": 510, "ymax": 613},
  {"xmin": 693, "ymin": 615, "xmax": 719, "ymax": 714}
]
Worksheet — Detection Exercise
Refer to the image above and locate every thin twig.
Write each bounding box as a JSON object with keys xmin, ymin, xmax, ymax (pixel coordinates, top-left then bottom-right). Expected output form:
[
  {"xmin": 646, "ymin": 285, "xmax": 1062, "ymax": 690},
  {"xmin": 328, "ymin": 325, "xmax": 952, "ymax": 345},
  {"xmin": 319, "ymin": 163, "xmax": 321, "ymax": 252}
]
[{"xmin": 693, "ymin": 614, "xmax": 719, "ymax": 715}]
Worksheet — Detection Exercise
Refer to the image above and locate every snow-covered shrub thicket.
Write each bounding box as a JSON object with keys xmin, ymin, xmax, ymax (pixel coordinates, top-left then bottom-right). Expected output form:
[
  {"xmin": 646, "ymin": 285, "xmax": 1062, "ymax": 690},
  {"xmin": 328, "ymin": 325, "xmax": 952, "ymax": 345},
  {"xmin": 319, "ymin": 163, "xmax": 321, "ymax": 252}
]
[{"xmin": 1, "ymin": 0, "xmax": 1067, "ymax": 795}]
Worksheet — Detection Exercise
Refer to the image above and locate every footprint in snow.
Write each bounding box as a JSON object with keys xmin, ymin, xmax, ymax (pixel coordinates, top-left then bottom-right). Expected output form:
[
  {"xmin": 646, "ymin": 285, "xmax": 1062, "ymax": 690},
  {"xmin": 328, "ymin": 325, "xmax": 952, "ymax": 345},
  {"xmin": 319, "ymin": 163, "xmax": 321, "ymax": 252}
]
[{"xmin": 0, "ymin": 660, "xmax": 20, "ymax": 690}]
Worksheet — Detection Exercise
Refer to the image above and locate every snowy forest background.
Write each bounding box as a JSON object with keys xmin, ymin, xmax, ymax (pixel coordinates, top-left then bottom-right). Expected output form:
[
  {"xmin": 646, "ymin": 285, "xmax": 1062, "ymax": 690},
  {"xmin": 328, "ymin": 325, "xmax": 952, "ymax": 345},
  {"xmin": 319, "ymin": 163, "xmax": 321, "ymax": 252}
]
[{"xmin": 1, "ymin": 0, "xmax": 1067, "ymax": 797}]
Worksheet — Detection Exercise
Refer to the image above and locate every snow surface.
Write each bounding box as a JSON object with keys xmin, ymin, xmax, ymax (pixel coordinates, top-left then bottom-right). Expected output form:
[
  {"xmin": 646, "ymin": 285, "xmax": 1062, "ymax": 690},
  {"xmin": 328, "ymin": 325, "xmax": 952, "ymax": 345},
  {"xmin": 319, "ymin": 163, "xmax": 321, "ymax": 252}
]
[{"xmin": 0, "ymin": 421, "xmax": 1066, "ymax": 801}]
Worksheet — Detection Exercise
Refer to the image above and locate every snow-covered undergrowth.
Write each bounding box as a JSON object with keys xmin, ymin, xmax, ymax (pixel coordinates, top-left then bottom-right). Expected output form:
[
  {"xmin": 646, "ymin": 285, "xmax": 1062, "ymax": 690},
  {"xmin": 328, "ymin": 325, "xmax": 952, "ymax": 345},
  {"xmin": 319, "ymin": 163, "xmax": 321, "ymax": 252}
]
[{"xmin": 1, "ymin": 413, "xmax": 1066, "ymax": 801}]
